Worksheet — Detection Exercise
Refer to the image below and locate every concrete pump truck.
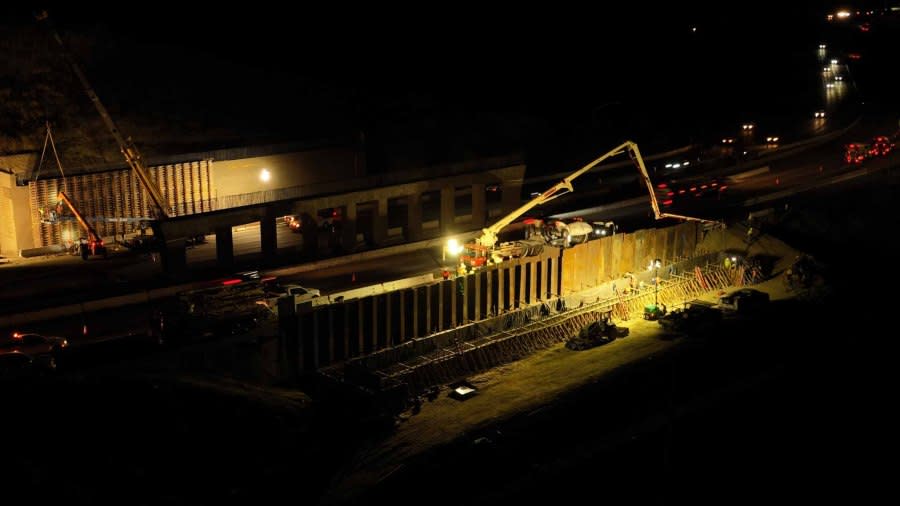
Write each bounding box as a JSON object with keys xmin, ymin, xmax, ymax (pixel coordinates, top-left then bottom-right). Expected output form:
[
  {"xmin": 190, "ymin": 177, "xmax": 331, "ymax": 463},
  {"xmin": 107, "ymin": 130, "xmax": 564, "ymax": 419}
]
[{"xmin": 452, "ymin": 140, "xmax": 718, "ymax": 270}]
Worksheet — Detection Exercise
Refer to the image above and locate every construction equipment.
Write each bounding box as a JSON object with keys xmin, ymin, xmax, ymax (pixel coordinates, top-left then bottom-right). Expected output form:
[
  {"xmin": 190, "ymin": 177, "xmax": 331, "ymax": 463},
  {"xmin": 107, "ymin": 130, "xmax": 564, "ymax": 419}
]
[
  {"xmin": 36, "ymin": 11, "xmax": 171, "ymax": 221},
  {"xmin": 152, "ymin": 277, "xmax": 275, "ymax": 345},
  {"xmin": 56, "ymin": 191, "xmax": 107, "ymax": 259},
  {"xmin": 454, "ymin": 141, "xmax": 719, "ymax": 269},
  {"xmin": 565, "ymin": 312, "xmax": 629, "ymax": 350}
]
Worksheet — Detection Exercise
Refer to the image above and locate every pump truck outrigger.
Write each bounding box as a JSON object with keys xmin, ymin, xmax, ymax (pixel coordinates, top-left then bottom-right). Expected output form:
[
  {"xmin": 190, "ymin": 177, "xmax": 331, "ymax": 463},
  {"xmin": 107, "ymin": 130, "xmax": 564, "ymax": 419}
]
[{"xmin": 455, "ymin": 141, "xmax": 718, "ymax": 269}]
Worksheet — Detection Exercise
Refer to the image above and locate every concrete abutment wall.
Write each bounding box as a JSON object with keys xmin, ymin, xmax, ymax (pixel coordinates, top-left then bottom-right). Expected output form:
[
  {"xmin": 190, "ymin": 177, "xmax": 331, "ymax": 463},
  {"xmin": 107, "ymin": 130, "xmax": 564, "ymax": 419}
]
[{"xmin": 281, "ymin": 222, "xmax": 708, "ymax": 373}]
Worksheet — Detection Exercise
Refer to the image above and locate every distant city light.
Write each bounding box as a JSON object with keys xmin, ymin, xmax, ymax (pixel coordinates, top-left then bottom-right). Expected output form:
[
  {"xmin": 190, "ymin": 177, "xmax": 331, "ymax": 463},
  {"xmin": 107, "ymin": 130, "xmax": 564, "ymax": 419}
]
[
  {"xmin": 259, "ymin": 168, "xmax": 271, "ymax": 182},
  {"xmin": 836, "ymin": 10, "xmax": 851, "ymax": 19}
]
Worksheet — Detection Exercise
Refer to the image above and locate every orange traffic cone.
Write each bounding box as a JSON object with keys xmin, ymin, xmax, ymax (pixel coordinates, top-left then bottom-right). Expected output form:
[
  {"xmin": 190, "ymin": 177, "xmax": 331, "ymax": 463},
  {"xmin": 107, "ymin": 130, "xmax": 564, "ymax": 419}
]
[{"xmin": 352, "ymin": 272, "xmax": 357, "ymax": 282}]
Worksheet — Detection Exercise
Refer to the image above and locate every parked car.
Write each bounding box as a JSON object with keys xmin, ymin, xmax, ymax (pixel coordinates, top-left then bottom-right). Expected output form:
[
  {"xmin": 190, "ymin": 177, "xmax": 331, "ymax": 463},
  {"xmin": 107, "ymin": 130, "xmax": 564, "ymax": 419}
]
[
  {"xmin": 281, "ymin": 284, "xmax": 321, "ymax": 302},
  {"xmin": 0, "ymin": 351, "xmax": 37, "ymax": 378},
  {"xmin": 1, "ymin": 332, "xmax": 68, "ymax": 356},
  {"xmin": 0, "ymin": 349, "xmax": 57, "ymax": 377}
]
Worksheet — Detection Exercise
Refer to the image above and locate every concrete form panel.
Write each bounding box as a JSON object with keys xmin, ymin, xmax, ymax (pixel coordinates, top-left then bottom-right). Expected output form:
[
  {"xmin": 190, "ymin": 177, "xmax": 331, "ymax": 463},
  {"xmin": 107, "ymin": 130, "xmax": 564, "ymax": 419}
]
[
  {"xmin": 474, "ymin": 271, "xmax": 482, "ymax": 321},
  {"xmin": 312, "ymin": 311, "xmax": 322, "ymax": 368},
  {"xmin": 486, "ymin": 268, "xmax": 494, "ymax": 317},
  {"xmin": 528, "ymin": 259, "xmax": 537, "ymax": 303},
  {"xmin": 357, "ymin": 300, "xmax": 365, "ymax": 355},
  {"xmin": 361, "ymin": 297, "xmax": 373, "ymax": 354}
]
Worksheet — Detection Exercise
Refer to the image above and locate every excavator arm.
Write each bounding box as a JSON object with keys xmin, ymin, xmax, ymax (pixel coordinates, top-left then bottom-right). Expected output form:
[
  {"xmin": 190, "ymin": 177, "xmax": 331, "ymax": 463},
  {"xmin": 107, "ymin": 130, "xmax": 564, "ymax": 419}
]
[{"xmin": 36, "ymin": 11, "xmax": 170, "ymax": 220}]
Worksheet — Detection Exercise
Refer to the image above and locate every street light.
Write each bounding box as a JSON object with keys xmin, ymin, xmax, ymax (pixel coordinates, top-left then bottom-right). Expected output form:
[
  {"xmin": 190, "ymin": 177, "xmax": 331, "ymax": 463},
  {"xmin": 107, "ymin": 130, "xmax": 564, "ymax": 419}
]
[
  {"xmin": 650, "ymin": 258, "xmax": 662, "ymax": 305},
  {"xmin": 444, "ymin": 237, "xmax": 464, "ymax": 262}
]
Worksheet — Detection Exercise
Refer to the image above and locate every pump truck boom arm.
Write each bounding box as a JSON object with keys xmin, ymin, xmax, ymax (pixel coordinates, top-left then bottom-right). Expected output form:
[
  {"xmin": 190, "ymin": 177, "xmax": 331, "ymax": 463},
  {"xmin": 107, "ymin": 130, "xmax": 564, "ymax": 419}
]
[
  {"xmin": 474, "ymin": 141, "xmax": 716, "ymax": 250},
  {"xmin": 477, "ymin": 141, "xmax": 640, "ymax": 249},
  {"xmin": 627, "ymin": 143, "xmax": 721, "ymax": 224},
  {"xmin": 36, "ymin": 11, "xmax": 170, "ymax": 220}
]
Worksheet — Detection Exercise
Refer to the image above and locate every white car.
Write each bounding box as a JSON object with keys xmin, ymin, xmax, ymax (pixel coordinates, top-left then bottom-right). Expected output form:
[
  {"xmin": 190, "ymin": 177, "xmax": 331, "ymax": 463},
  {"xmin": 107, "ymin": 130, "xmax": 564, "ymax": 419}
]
[{"xmin": 282, "ymin": 284, "xmax": 321, "ymax": 302}]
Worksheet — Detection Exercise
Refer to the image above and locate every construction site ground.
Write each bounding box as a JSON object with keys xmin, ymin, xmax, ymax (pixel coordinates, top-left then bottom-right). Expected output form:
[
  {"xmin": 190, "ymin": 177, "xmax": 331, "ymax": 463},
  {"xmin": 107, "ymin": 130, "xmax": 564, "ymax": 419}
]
[{"xmin": 317, "ymin": 226, "xmax": 821, "ymax": 504}]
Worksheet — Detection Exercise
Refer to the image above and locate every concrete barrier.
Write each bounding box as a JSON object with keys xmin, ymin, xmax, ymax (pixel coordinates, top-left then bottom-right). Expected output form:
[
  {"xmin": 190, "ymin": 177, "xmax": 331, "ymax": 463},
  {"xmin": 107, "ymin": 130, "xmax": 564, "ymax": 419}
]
[
  {"xmin": 20, "ymin": 245, "xmax": 66, "ymax": 257},
  {"xmin": 311, "ymin": 273, "xmax": 436, "ymax": 306},
  {"xmin": 728, "ymin": 166, "xmax": 770, "ymax": 181}
]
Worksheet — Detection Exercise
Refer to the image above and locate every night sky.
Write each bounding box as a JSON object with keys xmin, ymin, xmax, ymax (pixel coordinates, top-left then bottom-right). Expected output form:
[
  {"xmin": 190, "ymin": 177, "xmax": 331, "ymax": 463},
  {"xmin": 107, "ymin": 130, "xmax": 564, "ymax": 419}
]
[{"xmin": 0, "ymin": 2, "xmax": 887, "ymax": 169}]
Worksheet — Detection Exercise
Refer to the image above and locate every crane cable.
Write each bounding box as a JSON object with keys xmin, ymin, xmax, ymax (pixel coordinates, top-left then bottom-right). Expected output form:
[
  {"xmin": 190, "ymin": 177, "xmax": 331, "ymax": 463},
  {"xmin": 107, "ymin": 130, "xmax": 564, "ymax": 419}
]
[
  {"xmin": 33, "ymin": 122, "xmax": 68, "ymax": 191},
  {"xmin": 46, "ymin": 122, "xmax": 68, "ymax": 193},
  {"xmin": 33, "ymin": 122, "xmax": 69, "ymax": 224}
]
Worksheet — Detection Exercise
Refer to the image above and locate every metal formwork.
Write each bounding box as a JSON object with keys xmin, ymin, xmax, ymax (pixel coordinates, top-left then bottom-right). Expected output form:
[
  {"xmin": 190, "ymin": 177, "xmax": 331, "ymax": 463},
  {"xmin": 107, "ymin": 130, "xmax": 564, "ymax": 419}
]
[{"xmin": 30, "ymin": 159, "xmax": 215, "ymax": 246}]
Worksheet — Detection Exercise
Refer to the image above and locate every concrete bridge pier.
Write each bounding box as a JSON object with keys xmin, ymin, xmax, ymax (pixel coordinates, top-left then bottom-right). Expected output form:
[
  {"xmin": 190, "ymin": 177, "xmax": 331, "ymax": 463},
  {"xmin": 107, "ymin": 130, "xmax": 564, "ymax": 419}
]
[
  {"xmin": 341, "ymin": 204, "xmax": 357, "ymax": 253},
  {"xmin": 299, "ymin": 210, "xmax": 319, "ymax": 259},
  {"xmin": 471, "ymin": 183, "xmax": 486, "ymax": 229},
  {"xmin": 502, "ymin": 178, "xmax": 523, "ymax": 215},
  {"xmin": 260, "ymin": 208, "xmax": 278, "ymax": 265},
  {"xmin": 406, "ymin": 193, "xmax": 423, "ymax": 241},
  {"xmin": 215, "ymin": 226, "xmax": 234, "ymax": 267},
  {"xmin": 373, "ymin": 198, "xmax": 388, "ymax": 246},
  {"xmin": 162, "ymin": 238, "xmax": 187, "ymax": 276},
  {"xmin": 441, "ymin": 187, "xmax": 455, "ymax": 234}
]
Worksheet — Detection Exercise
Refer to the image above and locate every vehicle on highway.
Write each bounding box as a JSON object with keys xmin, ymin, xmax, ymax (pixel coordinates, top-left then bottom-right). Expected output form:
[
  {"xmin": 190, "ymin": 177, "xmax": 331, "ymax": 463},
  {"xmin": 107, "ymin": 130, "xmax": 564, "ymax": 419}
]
[
  {"xmin": 844, "ymin": 142, "xmax": 870, "ymax": 164},
  {"xmin": 871, "ymin": 136, "xmax": 894, "ymax": 157},
  {"xmin": 1, "ymin": 332, "xmax": 68, "ymax": 356},
  {"xmin": 318, "ymin": 208, "xmax": 342, "ymax": 231},
  {"xmin": 0, "ymin": 350, "xmax": 56, "ymax": 378},
  {"xmin": 234, "ymin": 270, "xmax": 261, "ymax": 282},
  {"xmin": 656, "ymin": 177, "xmax": 727, "ymax": 207}
]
